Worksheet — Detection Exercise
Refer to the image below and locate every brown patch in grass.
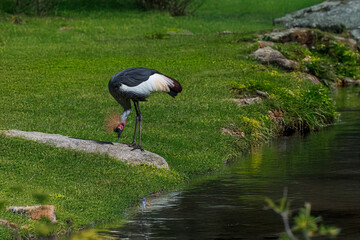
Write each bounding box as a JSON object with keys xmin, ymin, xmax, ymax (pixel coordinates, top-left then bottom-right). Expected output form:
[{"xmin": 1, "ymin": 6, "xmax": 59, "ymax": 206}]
[{"xmin": 105, "ymin": 112, "xmax": 122, "ymax": 133}]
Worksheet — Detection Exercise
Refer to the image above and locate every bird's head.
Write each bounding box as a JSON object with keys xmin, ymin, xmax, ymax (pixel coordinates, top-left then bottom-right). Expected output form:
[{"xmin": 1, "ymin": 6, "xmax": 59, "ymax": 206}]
[{"xmin": 114, "ymin": 120, "xmax": 126, "ymax": 139}]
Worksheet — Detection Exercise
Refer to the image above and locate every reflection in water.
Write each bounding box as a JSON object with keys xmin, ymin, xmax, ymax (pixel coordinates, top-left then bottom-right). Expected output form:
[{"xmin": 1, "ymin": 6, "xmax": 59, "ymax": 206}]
[{"xmin": 102, "ymin": 87, "xmax": 360, "ymax": 239}]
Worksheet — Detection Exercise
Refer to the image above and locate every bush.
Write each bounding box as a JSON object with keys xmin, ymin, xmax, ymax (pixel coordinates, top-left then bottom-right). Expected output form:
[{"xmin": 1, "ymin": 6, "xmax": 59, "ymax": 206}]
[
  {"xmin": 137, "ymin": 0, "xmax": 204, "ymax": 16},
  {"xmin": 1, "ymin": 0, "xmax": 58, "ymax": 16},
  {"xmin": 1, "ymin": 0, "xmax": 137, "ymax": 15}
]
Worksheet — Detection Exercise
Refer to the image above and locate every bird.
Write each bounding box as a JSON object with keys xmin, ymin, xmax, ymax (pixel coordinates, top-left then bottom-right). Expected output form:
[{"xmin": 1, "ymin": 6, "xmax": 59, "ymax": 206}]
[{"xmin": 108, "ymin": 67, "xmax": 182, "ymax": 151}]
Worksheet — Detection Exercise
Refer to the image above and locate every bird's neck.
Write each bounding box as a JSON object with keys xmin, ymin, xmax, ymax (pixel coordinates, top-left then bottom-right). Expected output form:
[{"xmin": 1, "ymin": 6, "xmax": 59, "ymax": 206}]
[{"xmin": 121, "ymin": 109, "xmax": 131, "ymax": 123}]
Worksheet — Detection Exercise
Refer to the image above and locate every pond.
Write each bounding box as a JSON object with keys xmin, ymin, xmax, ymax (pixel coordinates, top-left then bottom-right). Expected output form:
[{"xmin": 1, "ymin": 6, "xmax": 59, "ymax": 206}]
[{"xmin": 101, "ymin": 87, "xmax": 360, "ymax": 239}]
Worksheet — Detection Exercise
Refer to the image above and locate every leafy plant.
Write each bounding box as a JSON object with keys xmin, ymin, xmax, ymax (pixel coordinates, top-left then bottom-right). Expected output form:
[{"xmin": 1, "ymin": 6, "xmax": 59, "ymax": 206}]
[
  {"xmin": 10, "ymin": 0, "xmax": 58, "ymax": 16},
  {"xmin": 265, "ymin": 190, "xmax": 340, "ymax": 240},
  {"xmin": 137, "ymin": 0, "xmax": 205, "ymax": 16}
]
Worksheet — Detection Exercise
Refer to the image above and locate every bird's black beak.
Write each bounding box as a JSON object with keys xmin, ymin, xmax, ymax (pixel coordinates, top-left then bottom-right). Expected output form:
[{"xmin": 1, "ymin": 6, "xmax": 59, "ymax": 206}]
[
  {"xmin": 115, "ymin": 128, "xmax": 123, "ymax": 140},
  {"xmin": 114, "ymin": 123, "xmax": 125, "ymax": 140}
]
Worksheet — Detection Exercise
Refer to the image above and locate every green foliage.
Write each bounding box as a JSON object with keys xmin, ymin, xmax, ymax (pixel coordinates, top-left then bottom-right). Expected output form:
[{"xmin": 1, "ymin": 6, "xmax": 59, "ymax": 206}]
[
  {"xmin": 0, "ymin": 199, "xmax": 7, "ymax": 210},
  {"xmin": 34, "ymin": 219, "xmax": 57, "ymax": 236},
  {"xmin": 32, "ymin": 192, "xmax": 49, "ymax": 205},
  {"xmin": 318, "ymin": 40, "xmax": 359, "ymax": 64},
  {"xmin": 266, "ymin": 193, "xmax": 341, "ymax": 240},
  {"xmin": 144, "ymin": 31, "xmax": 169, "ymax": 39},
  {"xmin": 137, "ymin": 0, "xmax": 204, "ymax": 16},
  {"xmin": 275, "ymin": 43, "xmax": 312, "ymax": 62},
  {"xmin": 0, "ymin": 0, "xmax": 138, "ymax": 14},
  {"xmin": 277, "ymin": 38, "xmax": 360, "ymax": 85},
  {"xmin": 1, "ymin": 0, "xmax": 58, "ymax": 16},
  {"xmin": 316, "ymin": 40, "xmax": 360, "ymax": 79}
]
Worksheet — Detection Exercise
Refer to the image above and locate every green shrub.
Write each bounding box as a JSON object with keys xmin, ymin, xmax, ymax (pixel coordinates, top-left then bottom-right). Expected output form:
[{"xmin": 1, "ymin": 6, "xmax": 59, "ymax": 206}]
[{"xmin": 136, "ymin": 0, "xmax": 204, "ymax": 16}]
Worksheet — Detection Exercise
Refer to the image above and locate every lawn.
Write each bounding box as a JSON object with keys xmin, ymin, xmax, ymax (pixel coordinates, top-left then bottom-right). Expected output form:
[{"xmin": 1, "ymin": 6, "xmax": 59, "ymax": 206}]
[{"xmin": 0, "ymin": 0, "xmax": 332, "ymax": 238}]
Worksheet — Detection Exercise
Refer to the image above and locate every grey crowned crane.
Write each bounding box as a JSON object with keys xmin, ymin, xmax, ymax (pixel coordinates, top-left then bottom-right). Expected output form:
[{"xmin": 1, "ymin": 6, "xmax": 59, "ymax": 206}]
[{"xmin": 108, "ymin": 67, "xmax": 182, "ymax": 151}]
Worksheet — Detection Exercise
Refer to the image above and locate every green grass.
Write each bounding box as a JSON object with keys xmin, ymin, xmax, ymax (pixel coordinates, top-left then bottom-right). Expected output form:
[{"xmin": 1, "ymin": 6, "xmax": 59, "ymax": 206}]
[{"xmin": 0, "ymin": 0, "xmax": 333, "ymax": 238}]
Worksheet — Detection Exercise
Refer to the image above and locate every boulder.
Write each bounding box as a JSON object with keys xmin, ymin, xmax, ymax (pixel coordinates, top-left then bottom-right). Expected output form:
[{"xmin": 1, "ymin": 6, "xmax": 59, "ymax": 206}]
[
  {"xmin": 1, "ymin": 130, "xmax": 169, "ymax": 169},
  {"xmin": 7, "ymin": 205, "xmax": 57, "ymax": 223},
  {"xmin": 250, "ymin": 47, "xmax": 300, "ymax": 70},
  {"xmin": 274, "ymin": 0, "xmax": 360, "ymax": 40}
]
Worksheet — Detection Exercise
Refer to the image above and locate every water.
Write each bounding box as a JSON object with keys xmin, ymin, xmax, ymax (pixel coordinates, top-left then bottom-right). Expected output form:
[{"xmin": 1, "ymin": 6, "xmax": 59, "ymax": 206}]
[{"xmin": 102, "ymin": 87, "xmax": 360, "ymax": 239}]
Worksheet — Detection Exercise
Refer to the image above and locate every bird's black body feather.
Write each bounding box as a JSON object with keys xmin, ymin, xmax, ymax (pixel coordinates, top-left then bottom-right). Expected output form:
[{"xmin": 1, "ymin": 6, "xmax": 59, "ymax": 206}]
[{"xmin": 110, "ymin": 67, "xmax": 159, "ymax": 87}]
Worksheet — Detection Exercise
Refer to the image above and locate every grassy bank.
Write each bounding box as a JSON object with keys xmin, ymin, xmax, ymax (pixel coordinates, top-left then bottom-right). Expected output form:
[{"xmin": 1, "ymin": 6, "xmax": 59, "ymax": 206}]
[{"xmin": 0, "ymin": 0, "xmax": 339, "ymax": 238}]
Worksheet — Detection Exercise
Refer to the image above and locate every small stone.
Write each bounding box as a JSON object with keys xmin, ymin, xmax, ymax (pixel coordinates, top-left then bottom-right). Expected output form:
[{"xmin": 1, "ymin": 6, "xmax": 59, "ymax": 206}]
[
  {"xmin": 59, "ymin": 26, "xmax": 74, "ymax": 31},
  {"xmin": 349, "ymin": 28, "xmax": 360, "ymax": 42},
  {"xmin": 257, "ymin": 41, "xmax": 275, "ymax": 48},
  {"xmin": 342, "ymin": 78, "xmax": 360, "ymax": 86},
  {"xmin": 221, "ymin": 128, "xmax": 245, "ymax": 138},
  {"xmin": 250, "ymin": 47, "xmax": 300, "ymax": 70},
  {"xmin": 0, "ymin": 219, "xmax": 17, "ymax": 228},
  {"xmin": 219, "ymin": 30, "xmax": 233, "ymax": 34},
  {"xmin": 303, "ymin": 73, "xmax": 321, "ymax": 85},
  {"xmin": 333, "ymin": 35, "xmax": 358, "ymax": 51},
  {"xmin": 230, "ymin": 97, "xmax": 262, "ymax": 107},
  {"xmin": 268, "ymin": 110, "xmax": 284, "ymax": 121},
  {"xmin": 255, "ymin": 90, "xmax": 270, "ymax": 98},
  {"xmin": 7, "ymin": 205, "xmax": 57, "ymax": 223}
]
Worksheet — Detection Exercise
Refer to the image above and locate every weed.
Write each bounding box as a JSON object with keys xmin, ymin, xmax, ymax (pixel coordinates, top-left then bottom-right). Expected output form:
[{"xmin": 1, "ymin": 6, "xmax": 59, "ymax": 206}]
[{"xmin": 266, "ymin": 190, "xmax": 340, "ymax": 240}]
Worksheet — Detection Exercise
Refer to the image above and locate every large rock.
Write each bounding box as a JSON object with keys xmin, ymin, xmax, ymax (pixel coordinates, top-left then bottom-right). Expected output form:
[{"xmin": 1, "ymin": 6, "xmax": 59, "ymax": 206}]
[
  {"xmin": 1, "ymin": 130, "xmax": 169, "ymax": 169},
  {"xmin": 250, "ymin": 47, "xmax": 300, "ymax": 70},
  {"xmin": 274, "ymin": 0, "xmax": 360, "ymax": 40}
]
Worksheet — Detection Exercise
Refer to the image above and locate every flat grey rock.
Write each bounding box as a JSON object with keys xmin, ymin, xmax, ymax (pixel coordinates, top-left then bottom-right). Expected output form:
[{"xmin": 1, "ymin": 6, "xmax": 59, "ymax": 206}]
[
  {"xmin": 1, "ymin": 130, "xmax": 169, "ymax": 169},
  {"xmin": 274, "ymin": 0, "xmax": 360, "ymax": 40}
]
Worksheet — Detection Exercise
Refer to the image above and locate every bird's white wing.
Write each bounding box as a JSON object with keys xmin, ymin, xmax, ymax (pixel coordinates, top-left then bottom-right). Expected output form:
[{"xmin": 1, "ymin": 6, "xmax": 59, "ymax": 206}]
[{"xmin": 121, "ymin": 74, "xmax": 174, "ymax": 96}]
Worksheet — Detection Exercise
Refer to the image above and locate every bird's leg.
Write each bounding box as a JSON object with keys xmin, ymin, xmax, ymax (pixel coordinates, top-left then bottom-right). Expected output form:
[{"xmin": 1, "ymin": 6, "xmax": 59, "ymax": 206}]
[
  {"xmin": 131, "ymin": 101, "xmax": 144, "ymax": 151},
  {"xmin": 129, "ymin": 100, "xmax": 139, "ymax": 147},
  {"xmin": 137, "ymin": 101, "xmax": 143, "ymax": 151}
]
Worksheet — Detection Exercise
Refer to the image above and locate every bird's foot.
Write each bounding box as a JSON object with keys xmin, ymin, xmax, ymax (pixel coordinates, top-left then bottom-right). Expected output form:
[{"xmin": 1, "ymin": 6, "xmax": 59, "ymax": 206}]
[
  {"xmin": 128, "ymin": 141, "xmax": 136, "ymax": 147},
  {"xmin": 131, "ymin": 145, "xmax": 144, "ymax": 151}
]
